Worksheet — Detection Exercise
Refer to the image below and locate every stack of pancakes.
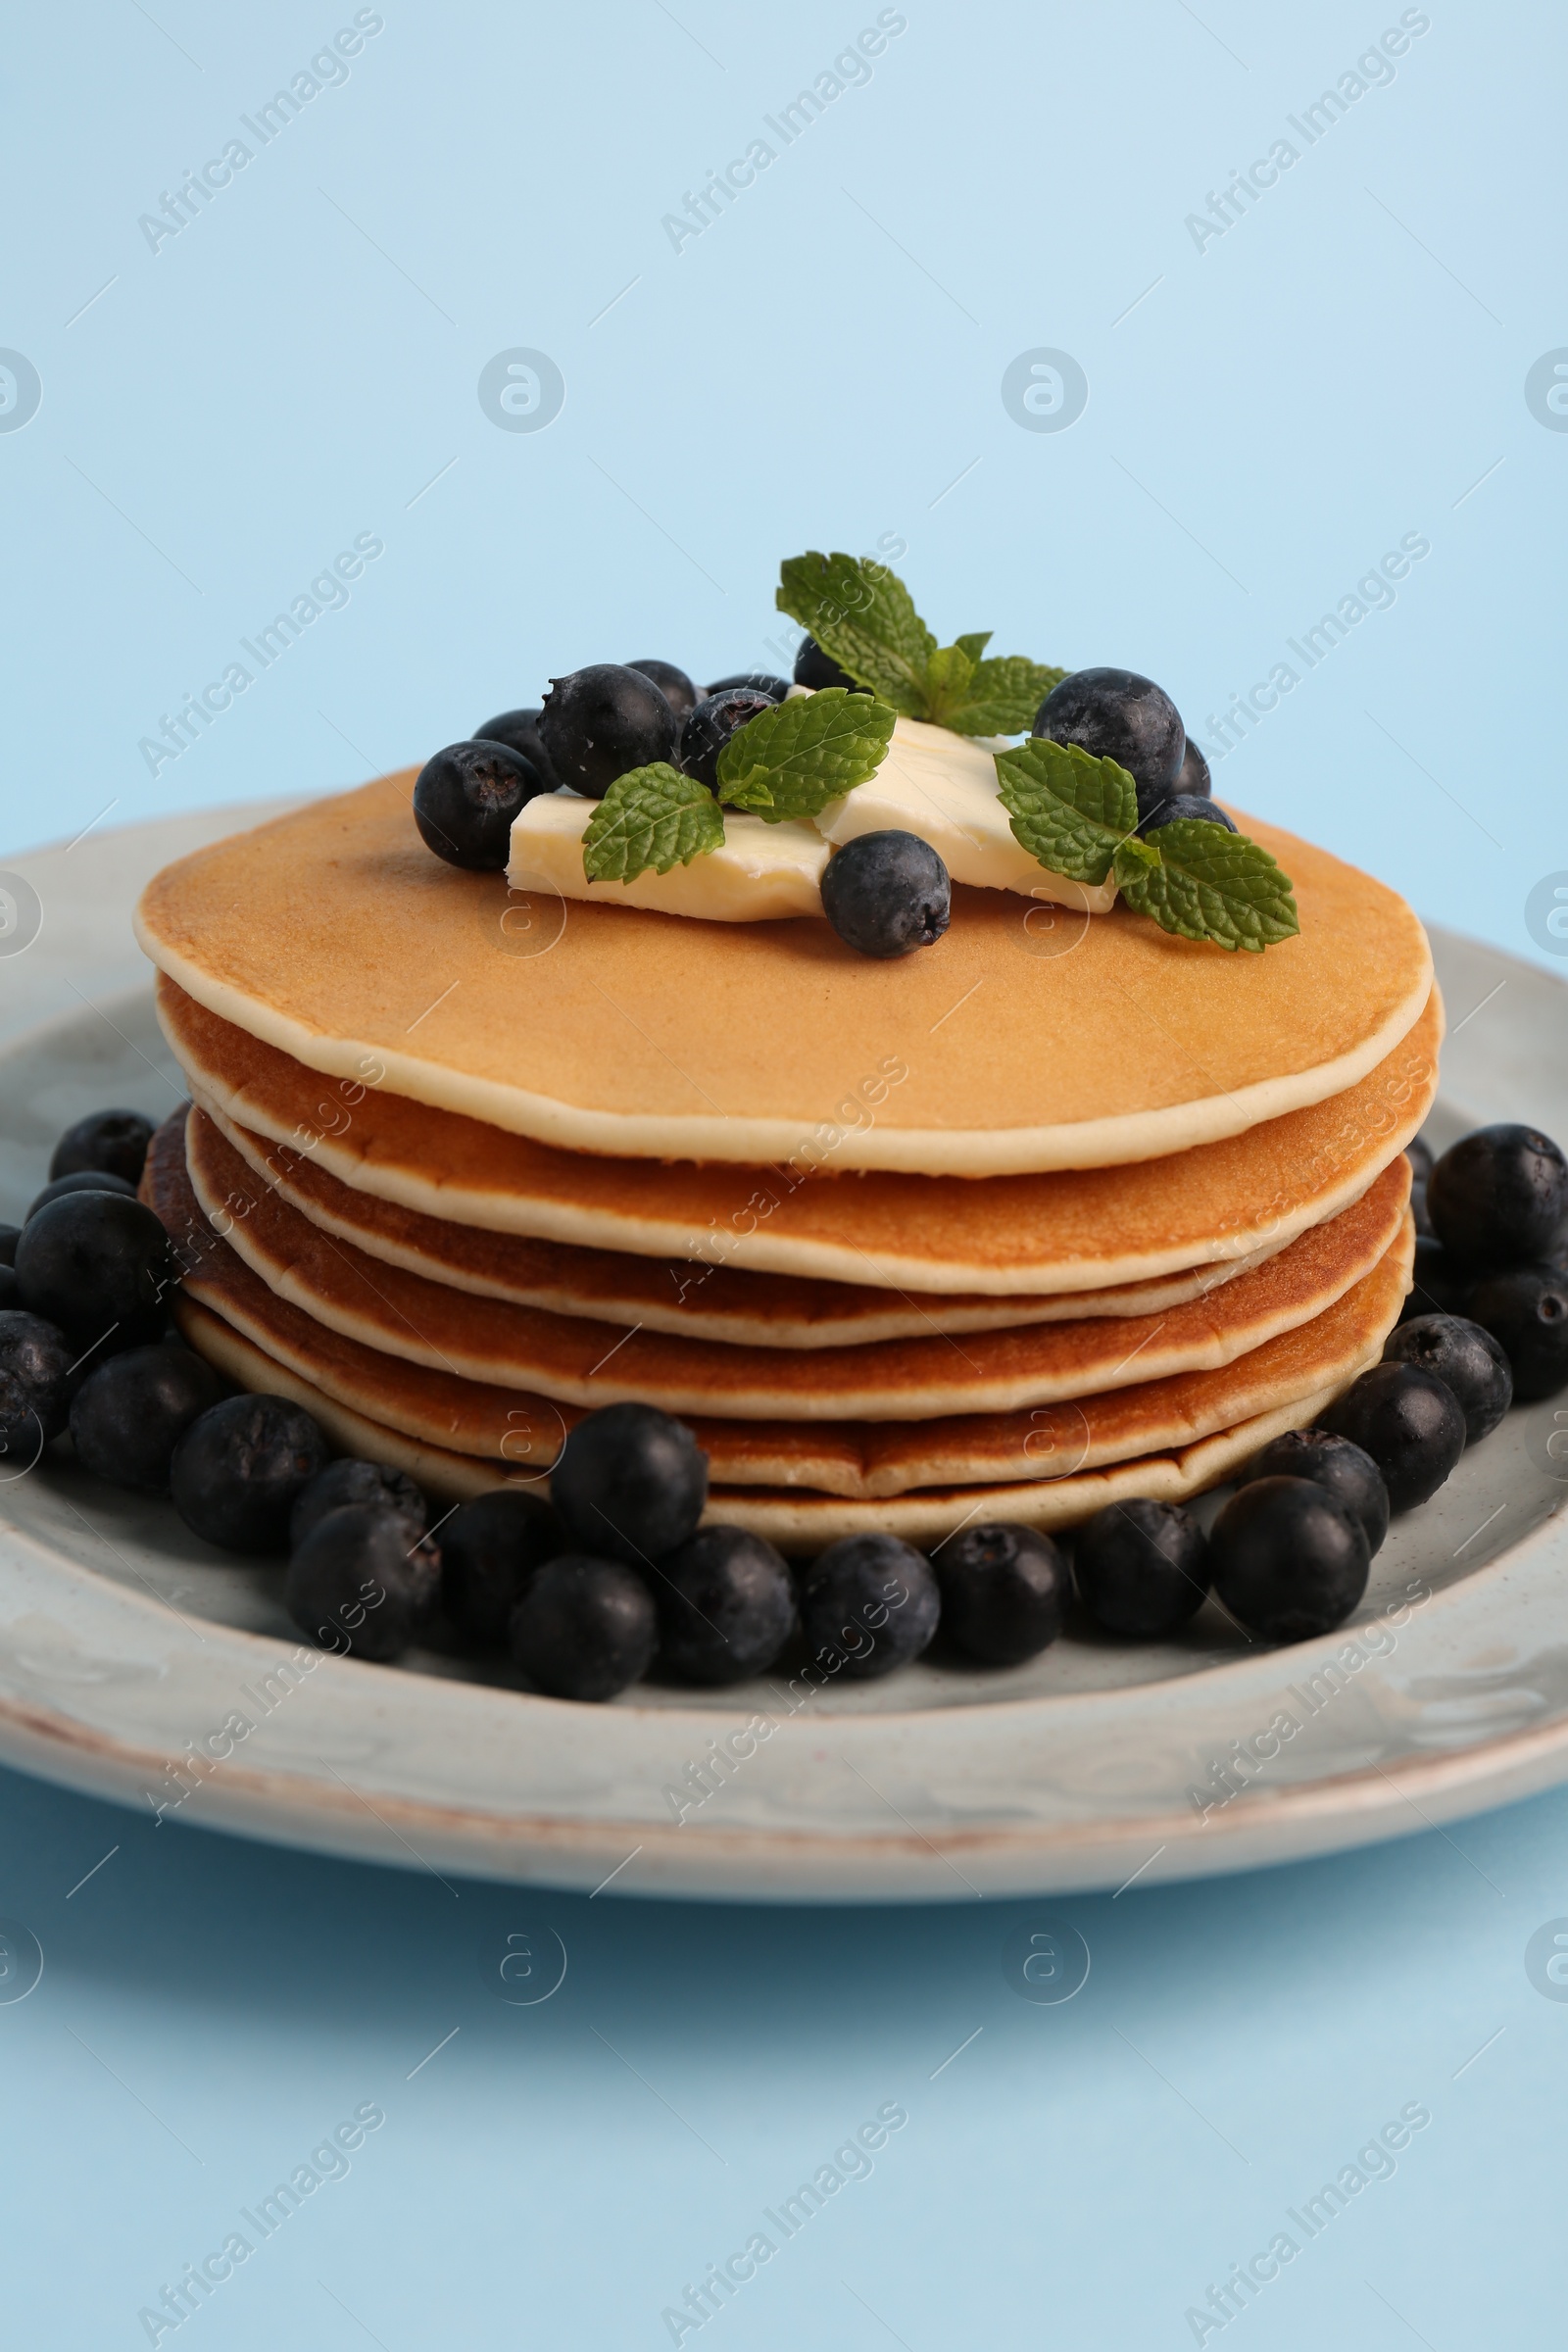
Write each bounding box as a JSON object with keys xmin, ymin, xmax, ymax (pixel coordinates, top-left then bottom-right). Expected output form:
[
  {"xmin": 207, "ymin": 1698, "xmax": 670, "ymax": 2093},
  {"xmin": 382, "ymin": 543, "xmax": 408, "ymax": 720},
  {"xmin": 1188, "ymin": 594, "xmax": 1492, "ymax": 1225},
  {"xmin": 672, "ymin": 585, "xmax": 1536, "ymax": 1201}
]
[{"xmin": 134, "ymin": 777, "xmax": 1438, "ymax": 1546}]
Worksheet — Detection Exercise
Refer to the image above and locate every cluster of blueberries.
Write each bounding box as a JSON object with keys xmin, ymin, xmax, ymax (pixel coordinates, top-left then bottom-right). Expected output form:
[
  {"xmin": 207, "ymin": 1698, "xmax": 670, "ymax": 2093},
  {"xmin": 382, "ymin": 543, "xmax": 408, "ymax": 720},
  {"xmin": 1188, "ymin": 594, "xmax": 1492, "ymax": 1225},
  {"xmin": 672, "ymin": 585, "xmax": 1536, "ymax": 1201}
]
[
  {"xmin": 2, "ymin": 1110, "xmax": 1564, "ymax": 1703},
  {"xmin": 408, "ymin": 645, "xmax": 1226, "ymax": 961}
]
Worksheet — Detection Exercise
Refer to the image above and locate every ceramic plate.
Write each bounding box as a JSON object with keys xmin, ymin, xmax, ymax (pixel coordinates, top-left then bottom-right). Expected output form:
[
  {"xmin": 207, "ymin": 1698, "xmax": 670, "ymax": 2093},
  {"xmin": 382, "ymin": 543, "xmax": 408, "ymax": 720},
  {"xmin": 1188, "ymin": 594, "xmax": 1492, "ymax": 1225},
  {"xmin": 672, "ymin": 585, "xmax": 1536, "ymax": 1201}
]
[{"xmin": 1, "ymin": 809, "xmax": 1564, "ymax": 1902}]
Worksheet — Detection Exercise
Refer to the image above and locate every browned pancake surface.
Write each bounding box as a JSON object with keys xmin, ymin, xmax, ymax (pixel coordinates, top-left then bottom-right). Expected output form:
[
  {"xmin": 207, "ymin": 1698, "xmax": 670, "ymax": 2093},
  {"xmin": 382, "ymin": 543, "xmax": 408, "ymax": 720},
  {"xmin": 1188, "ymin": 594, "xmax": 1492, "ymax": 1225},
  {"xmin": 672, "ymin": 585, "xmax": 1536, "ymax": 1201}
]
[
  {"xmin": 202, "ymin": 1098, "xmax": 1282, "ymax": 1341},
  {"xmin": 184, "ymin": 1104, "xmax": 1409, "ymax": 1419},
  {"xmin": 148, "ymin": 1113, "xmax": 1411, "ymax": 1497},
  {"xmin": 177, "ymin": 1297, "xmax": 1352, "ymax": 1544},
  {"xmin": 135, "ymin": 776, "xmax": 1433, "ymax": 1173},
  {"xmin": 162, "ymin": 977, "xmax": 1442, "ymax": 1295}
]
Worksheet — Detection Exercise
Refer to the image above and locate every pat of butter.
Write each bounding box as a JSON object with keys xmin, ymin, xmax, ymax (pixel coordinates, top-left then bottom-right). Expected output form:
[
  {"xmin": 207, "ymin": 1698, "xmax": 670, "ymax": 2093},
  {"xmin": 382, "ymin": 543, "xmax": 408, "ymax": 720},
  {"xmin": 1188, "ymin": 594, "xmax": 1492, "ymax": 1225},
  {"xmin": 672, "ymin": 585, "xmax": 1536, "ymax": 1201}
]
[
  {"xmin": 509, "ymin": 791, "xmax": 829, "ymax": 920},
  {"xmin": 813, "ymin": 712, "xmax": 1118, "ymax": 913}
]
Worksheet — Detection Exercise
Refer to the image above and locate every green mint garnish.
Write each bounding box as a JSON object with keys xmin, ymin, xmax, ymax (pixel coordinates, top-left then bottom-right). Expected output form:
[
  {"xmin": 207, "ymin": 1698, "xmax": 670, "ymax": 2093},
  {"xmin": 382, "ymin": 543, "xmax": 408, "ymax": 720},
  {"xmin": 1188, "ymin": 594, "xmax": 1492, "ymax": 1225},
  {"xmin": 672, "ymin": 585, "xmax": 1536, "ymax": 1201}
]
[
  {"xmin": 776, "ymin": 553, "xmax": 936, "ymax": 717},
  {"xmin": 994, "ymin": 737, "xmax": 1139, "ymax": 885},
  {"xmin": 995, "ymin": 741, "xmax": 1299, "ymax": 951},
  {"xmin": 776, "ymin": 552, "xmax": 1064, "ymax": 737},
  {"xmin": 941, "ymin": 654, "xmax": 1069, "ymax": 737},
  {"xmin": 581, "ymin": 763, "xmax": 724, "ymax": 885},
  {"xmin": 716, "ymin": 687, "xmax": 895, "ymax": 822},
  {"xmin": 1113, "ymin": 815, "xmax": 1299, "ymax": 953}
]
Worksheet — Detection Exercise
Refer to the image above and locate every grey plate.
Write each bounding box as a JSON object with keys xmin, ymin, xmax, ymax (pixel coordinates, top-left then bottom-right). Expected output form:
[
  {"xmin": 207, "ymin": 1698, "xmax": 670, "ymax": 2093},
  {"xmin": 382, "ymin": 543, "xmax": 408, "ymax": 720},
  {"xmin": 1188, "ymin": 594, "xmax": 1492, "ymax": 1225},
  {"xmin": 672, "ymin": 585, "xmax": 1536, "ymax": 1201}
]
[{"xmin": 0, "ymin": 809, "xmax": 1564, "ymax": 1901}]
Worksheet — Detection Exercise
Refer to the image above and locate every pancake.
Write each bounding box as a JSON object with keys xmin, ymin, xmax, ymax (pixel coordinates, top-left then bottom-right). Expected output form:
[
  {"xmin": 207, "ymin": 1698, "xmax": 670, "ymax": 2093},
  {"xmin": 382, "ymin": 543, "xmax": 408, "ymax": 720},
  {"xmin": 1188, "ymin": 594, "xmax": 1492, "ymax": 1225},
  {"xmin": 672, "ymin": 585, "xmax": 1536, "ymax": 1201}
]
[
  {"xmin": 147, "ymin": 1118, "xmax": 1411, "ymax": 1496},
  {"xmin": 175, "ymin": 1295, "xmax": 1353, "ymax": 1544},
  {"xmin": 201, "ymin": 1098, "xmax": 1288, "ymax": 1341},
  {"xmin": 182, "ymin": 1105, "xmax": 1411, "ymax": 1419},
  {"xmin": 135, "ymin": 774, "xmax": 1434, "ymax": 1175},
  {"xmin": 161, "ymin": 976, "xmax": 1442, "ymax": 1296}
]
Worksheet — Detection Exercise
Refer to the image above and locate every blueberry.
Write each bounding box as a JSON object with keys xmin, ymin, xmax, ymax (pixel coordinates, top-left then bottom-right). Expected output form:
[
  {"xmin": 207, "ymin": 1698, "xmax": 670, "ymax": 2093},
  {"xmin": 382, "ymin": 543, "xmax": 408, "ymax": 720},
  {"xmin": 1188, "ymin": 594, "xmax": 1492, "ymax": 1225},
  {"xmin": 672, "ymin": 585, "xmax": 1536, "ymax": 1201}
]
[
  {"xmin": 441, "ymin": 1488, "xmax": 563, "ymax": 1645},
  {"xmin": 627, "ymin": 660, "xmax": 700, "ymax": 719},
  {"xmin": 707, "ymin": 671, "xmax": 790, "ymax": 703},
  {"xmin": 0, "ymin": 1224, "xmax": 20, "ymax": 1268},
  {"xmin": 1174, "ymin": 739, "xmax": 1212, "ymax": 796},
  {"xmin": 1141, "ymin": 795, "xmax": 1237, "ymax": 839},
  {"xmin": 551, "ymin": 1402, "xmax": 708, "ymax": 1568},
  {"xmin": 27, "ymin": 1169, "xmax": 139, "ymax": 1219},
  {"xmin": 1427, "ymin": 1123, "xmax": 1568, "ymax": 1265},
  {"xmin": 821, "ymin": 831, "xmax": 951, "ymax": 959},
  {"xmin": 171, "ymin": 1393, "xmax": 329, "ymax": 1552},
  {"xmin": 1464, "ymin": 1263, "xmax": 1568, "ymax": 1402},
  {"xmin": 653, "ymin": 1525, "xmax": 795, "ymax": 1686},
  {"xmin": 798, "ymin": 1534, "xmax": 940, "ymax": 1680},
  {"xmin": 1073, "ymin": 1498, "xmax": 1210, "ymax": 1638},
  {"xmin": 1410, "ymin": 1178, "xmax": 1434, "ymax": 1239},
  {"xmin": 14, "ymin": 1192, "xmax": 176, "ymax": 1355},
  {"xmin": 1399, "ymin": 1233, "xmax": 1470, "ymax": 1325},
  {"xmin": 1322, "ymin": 1362, "xmax": 1466, "ymax": 1511},
  {"xmin": 1242, "ymin": 1427, "xmax": 1390, "ymax": 1554},
  {"xmin": 509, "ymin": 1554, "xmax": 657, "ymax": 1701},
  {"xmin": 472, "ymin": 708, "xmax": 560, "ymax": 790},
  {"xmin": 290, "ymin": 1457, "xmax": 427, "ymax": 1550},
  {"xmin": 0, "ymin": 1267, "xmax": 18, "ymax": 1311},
  {"xmin": 50, "ymin": 1109, "xmax": 157, "ymax": 1189},
  {"xmin": 934, "ymin": 1522, "xmax": 1069, "ymax": 1665},
  {"xmin": 286, "ymin": 1504, "xmax": 439, "ymax": 1662},
  {"xmin": 69, "ymin": 1340, "xmax": 224, "ymax": 1493},
  {"xmin": 0, "ymin": 1309, "xmax": 74, "ymax": 1465},
  {"xmin": 1405, "ymin": 1135, "xmax": 1434, "ymax": 1188},
  {"xmin": 1033, "ymin": 668, "xmax": 1186, "ymax": 825},
  {"xmin": 1209, "ymin": 1477, "xmax": 1370, "ymax": 1642},
  {"xmin": 538, "ymin": 664, "xmax": 679, "ymax": 801},
  {"xmin": 414, "ymin": 739, "xmax": 548, "ymax": 872},
  {"xmin": 680, "ymin": 690, "xmax": 776, "ymax": 794},
  {"xmin": 1384, "ymin": 1313, "xmax": 1513, "ymax": 1442},
  {"xmin": 793, "ymin": 637, "xmax": 866, "ymax": 693}
]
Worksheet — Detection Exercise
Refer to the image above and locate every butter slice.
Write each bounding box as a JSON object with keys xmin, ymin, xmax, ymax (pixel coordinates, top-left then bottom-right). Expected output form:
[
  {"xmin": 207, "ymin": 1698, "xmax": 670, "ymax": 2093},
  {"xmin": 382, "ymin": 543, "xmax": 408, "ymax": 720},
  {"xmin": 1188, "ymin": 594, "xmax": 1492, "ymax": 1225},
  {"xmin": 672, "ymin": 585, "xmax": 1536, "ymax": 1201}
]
[
  {"xmin": 813, "ymin": 712, "xmax": 1118, "ymax": 913},
  {"xmin": 509, "ymin": 791, "xmax": 829, "ymax": 921}
]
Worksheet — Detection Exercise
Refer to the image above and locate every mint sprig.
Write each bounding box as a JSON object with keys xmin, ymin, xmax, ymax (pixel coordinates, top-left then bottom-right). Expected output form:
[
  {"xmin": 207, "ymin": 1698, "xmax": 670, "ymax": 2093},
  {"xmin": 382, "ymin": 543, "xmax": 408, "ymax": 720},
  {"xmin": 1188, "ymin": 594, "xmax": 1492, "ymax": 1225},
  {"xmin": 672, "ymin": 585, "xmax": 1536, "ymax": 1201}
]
[
  {"xmin": 716, "ymin": 688, "xmax": 895, "ymax": 822},
  {"xmin": 580, "ymin": 693, "xmax": 896, "ymax": 883},
  {"xmin": 994, "ymin": 740, "xmax": 1299, "ymax": 952},
  {"xmin": 995, "ymin": 737, "xmax": 1138, "ymax": 884},
  {"xmin": 776, "ymin": 553, "xmax": 935, "ymax": 716},
  {"xmin": 1115, "ymin": 815, "xmax": 1299, "ymax": 953},
  {"xmin": 776, "ymin": 552, "xmax": 1064, "ymax": 736},
  {"xmin": 581, "ymin": 764, "xmax": 724, "ymax": 884}
]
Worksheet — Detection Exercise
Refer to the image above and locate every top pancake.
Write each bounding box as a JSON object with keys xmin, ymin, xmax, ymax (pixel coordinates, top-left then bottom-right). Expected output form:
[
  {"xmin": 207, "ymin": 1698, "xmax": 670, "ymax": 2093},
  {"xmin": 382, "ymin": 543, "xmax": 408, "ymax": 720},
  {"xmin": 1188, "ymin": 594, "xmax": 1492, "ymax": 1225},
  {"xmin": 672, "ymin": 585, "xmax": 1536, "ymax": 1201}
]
[{"xmin": 134, "ymin": 773, "xmax": 1433, "ymax": 1177}]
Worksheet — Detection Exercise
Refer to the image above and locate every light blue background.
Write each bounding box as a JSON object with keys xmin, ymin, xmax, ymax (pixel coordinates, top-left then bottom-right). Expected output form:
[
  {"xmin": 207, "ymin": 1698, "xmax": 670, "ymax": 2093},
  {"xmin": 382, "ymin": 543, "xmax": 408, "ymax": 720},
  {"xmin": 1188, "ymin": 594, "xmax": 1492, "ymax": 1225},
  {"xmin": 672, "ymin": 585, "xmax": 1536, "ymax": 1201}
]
[{"xmin": 3, "ymin": 1, "xmax": 1567, "ymax": 2344}]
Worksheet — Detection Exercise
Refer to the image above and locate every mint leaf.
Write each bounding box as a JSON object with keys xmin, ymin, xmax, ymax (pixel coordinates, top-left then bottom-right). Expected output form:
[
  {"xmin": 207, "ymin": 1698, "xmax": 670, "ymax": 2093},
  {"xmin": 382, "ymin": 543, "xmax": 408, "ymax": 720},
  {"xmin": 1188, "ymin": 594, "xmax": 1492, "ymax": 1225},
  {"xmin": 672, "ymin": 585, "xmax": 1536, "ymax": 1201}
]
[
  {"xmin": 1113, "ymin": 817, "xmax": 1299, "ymax": 953},
  {"xmin": 994, "ymin": 738, "xmax": 1138, "ymax": 884},
  {"xmin": 920, "ymin": 643, "xmax": 977, "ymax": 721},
  {"xmin": 941, "ymin": 656, "xmax": 1069, "ymax": 737},
  {"xmin": 776, "ymin": 552, "xmax": 936, "ymax": 715},
  {"xmin": 581, "ymin": 763, "xmax": 724, "ymax": 884},
  {"xmin": 953, "ymin": 630, "xmax": 993, "ymax": 663},
  {"xmin": 716, "ymin": 688, "xmax": 895, "ymax": 823}
]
